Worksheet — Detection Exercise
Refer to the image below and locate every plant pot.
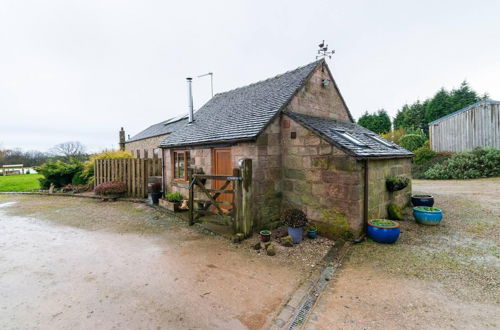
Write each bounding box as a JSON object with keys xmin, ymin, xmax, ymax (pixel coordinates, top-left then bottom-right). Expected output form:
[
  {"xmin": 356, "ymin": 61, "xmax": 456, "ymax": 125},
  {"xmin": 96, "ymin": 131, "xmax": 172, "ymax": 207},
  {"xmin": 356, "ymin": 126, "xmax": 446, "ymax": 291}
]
[
  {"xmin": 259, "ymin": 230, "xmax": 271, "ymax": 242},
  {"xmin": 287, "ymin": 227, "xmax": 304, "ymax": 244},
  {"xmin": 147, "ymin": 192, "xmax": 163, "ymax": 205},
  {"xmin": 411, "ymin": 195, "xmax": 434, "ymax": 207},
  {"xmin": 159, "ymin": 198, "xmax": 180, "ymax": 212},
  {"xmin": 413, "ymin": 206, "xmax": 442, "ymax": 225},
  {"xmin": 367, "ymin": 219, "xmax": 400, "ymax": 244},
  {"xmin": 307, "ymin": 228, "xmax": 318, "ymax": 239}
]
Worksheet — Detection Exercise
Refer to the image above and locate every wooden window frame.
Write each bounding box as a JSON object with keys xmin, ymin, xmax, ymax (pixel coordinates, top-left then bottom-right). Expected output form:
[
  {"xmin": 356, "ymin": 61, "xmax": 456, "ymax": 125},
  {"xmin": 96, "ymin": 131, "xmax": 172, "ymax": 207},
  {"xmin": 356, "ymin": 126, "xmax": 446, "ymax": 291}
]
[{"xmin": 172, "ymin": 150, "xmax": 190, "ymax": 182}]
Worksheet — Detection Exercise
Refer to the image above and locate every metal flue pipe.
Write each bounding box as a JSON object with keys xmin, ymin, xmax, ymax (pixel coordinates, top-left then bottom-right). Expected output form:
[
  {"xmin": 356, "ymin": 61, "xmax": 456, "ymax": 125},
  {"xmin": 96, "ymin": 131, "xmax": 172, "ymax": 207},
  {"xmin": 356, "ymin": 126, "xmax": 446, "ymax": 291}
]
[{"xmin": 186, "ymin": 77, "xmax": 194, "ymax": 123}]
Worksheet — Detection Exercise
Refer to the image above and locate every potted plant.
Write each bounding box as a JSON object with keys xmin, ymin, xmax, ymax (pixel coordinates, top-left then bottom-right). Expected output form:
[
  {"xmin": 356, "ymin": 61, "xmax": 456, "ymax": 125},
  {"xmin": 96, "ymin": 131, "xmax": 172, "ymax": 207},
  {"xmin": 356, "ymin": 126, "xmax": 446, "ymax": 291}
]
[
  {"xmin": 386, "ymin": 176, "xmax": 410, "ymax": 192},
  {"xmin": 282, "ymin": 209, "xmax": 308, "ymax": 244},
  {"xmin": 147, "ymin": 182, "xmax": 163, "ymax": 205},
  {"xmin": 259, "ymin": 230, "xmax": 271, "ymax": 242},
  {"xmin": 413, "ymin": 206, "xmax": 442, "ymax": 225},
  {"xmin": 94, "ymin": 181, "xmax": 127, "ymax": 201},
  {"xmin": 411, "ymin": 194, "xmax": 434, "ymax": 207},
  {"xmin": 367, "ymin": 219, "xmax": 400, "ymax": 244},
  {"xmin": 162, "ymin": 192, "xmax": 184, "ymax": 212},
  {"xmin": 307, "ymin": 225, "xmax": 318, "ymax": 239}
]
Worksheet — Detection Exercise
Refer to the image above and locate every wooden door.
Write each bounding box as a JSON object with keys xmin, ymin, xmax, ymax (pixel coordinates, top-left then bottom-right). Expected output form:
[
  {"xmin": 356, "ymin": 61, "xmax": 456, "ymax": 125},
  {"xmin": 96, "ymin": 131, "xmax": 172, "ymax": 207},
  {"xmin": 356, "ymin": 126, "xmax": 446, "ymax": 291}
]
[{"xmin": 213, "ymin": 148, "xmax": 233, "ymax": 209}]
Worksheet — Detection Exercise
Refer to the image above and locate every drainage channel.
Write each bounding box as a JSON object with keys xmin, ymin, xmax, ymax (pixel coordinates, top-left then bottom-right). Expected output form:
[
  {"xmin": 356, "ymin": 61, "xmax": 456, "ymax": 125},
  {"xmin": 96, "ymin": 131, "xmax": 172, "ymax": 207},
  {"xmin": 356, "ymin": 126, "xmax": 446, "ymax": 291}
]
[{"xmin": 287, "ymin": 263, "xmax": 338, "ymax": 329}]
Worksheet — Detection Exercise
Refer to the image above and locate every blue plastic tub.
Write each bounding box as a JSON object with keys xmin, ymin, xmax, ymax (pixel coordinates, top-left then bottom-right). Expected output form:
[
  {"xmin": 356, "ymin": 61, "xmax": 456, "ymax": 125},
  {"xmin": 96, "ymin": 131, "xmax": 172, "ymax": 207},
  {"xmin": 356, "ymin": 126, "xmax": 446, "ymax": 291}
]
[
  {"xmin": 287, "ymin": 226, "xmax": 304, "ymax": 244},
  {"xmin": 367, "ymin": 219, "xmax": 400, "ymax": 244},
  {"xmin": 413, "ymin": 206, "xmax": 443, "ymax": 225}
]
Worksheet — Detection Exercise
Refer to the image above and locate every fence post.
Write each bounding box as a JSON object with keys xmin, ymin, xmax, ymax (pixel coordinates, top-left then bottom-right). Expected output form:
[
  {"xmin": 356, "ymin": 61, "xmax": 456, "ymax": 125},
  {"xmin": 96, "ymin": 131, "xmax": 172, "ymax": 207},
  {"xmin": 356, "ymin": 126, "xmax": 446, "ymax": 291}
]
[
  {"xmin": 237, "ymin": 159, "xmax": 252, "ymax": 237},
  {"xmin": 188, "ymin": 169, "xmax": 194, "ymax": 226}
]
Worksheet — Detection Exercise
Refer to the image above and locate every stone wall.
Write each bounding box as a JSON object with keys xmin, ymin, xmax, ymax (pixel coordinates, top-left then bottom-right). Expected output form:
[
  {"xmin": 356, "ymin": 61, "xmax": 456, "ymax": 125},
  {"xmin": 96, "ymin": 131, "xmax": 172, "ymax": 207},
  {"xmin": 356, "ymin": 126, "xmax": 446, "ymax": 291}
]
[
  {"xmin": 281, "ymin": 115, "xmax": 364, "ymax": 238},
  {"xmin": 366, "ymin": 158, "xmax": 412, "ymax": 220},
  {"xmin": 162, "ymin": 117, "xmax": 283, "ymax": 229},
  {"xmin": 286, "ymin": 63, "xmax": 351, "ymax": 122},
  {"xmin": 125, "ymin": 135, "xmax": 167, "ymax": 158}
]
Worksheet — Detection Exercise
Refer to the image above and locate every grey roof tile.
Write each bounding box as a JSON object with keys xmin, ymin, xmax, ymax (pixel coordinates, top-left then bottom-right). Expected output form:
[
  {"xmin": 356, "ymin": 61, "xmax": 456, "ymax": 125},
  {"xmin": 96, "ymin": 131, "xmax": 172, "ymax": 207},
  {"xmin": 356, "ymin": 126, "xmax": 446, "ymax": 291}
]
[
  {"xmin": 160, "ymin": 60, "xmax": 323, "ymax": 147},
  {"xmin": 127, "ymin": 116, "xmax": 188, "ymax": 142},
  {"xmin": 285, "ymin": 112, "xmax": 413, "ymax": 159}
]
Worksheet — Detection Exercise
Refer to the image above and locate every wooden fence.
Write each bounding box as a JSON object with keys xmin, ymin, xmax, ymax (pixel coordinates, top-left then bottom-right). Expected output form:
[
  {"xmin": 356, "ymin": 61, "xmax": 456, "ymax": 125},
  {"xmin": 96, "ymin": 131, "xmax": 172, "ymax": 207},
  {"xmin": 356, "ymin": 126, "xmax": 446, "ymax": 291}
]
[{"xmin": 94, "ymin": 158, "xmax": 162, "ymax": 198}]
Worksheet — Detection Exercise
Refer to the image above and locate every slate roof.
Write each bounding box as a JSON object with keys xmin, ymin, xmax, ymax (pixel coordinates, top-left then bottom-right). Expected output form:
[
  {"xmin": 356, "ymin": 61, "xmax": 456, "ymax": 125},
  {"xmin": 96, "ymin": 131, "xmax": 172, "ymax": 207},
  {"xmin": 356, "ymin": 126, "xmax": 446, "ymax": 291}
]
[
  {"xmin": 428, "ymin": 99, "xmax": 500, "ymax": 125},
  {"xmin": 285, "ymin": 112, "xmax": 413, "ymax": 159},
  {"xmin": 127, "ymin": 116, "xmax": 188, "ymax": 142},
  {"xmin": 160, "ymin": 60, "xmax": 325, "ymax": 147}
]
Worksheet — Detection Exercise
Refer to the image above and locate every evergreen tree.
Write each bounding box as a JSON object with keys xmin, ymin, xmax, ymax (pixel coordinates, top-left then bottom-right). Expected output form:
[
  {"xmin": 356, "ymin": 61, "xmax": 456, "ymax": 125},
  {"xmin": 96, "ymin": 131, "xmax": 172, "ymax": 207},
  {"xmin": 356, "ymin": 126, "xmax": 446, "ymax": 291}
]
[{"xmin": 357, "ymin": 109, "xmax": 392, "ymax": 134}]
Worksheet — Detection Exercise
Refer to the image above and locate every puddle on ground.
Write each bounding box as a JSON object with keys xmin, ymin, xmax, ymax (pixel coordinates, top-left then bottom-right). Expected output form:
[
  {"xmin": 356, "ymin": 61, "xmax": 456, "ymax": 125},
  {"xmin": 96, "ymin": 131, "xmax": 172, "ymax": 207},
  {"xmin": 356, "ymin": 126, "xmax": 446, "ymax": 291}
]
[{"xmin": 0, "ymin": 202, "xmax": 17, "ymax": 208}]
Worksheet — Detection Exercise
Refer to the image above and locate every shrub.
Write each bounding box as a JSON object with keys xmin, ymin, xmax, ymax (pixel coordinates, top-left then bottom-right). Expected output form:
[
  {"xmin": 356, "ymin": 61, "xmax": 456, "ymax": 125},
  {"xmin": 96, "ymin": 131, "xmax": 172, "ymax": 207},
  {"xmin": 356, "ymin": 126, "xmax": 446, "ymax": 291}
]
[
  {"xmin": 424, "ymin": 147, "xmax": 500, "ymax": 180},
  {"xmin": 387, "ymin": 203, "xmax": 403, "ymax": 220},
  {"xmin": 82, "ymin": 150, "xmax": 133, "ymax": 184},
  {"xmin": 380, "ymin": 128, "xmax": 406, "ymax": 145},
  {"xmin": 165, "ymin": 192, "xmax": 183, "ymax": 202},
  {"xmin": 61, "ymin": 184, "xmax": 91, "ymax": 193},
  {"xmin": 413, "ymin": 142, "xmax": 436, "ymax": 165},
  {"xmin": 94, "ymin": 181, "xmax": 127, "ymax": 196},
  {"xmin": 282, "ymin": 208, "xmax": 308, "ymax": 228},
  {"xmin": 386, "ymin": 176, "xmax": 410, "ymax": 192},
  {"xmin": 399, "ymin": 134, "xmax": 426, "ymax": 152},
  {"xmin": 36, "ymin": 159, "xmax": 84, "ymax": 189},
  {"xmin": 71, "ymin": 171, "xmax": 87, "ymax": 185}
]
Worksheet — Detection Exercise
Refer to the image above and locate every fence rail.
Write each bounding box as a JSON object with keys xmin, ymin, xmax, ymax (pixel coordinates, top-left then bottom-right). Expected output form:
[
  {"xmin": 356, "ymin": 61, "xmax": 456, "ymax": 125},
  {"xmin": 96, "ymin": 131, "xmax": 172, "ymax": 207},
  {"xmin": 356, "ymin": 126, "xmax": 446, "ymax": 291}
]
[{"xmin": 94, "ymin": 158, "xmax": 162, "ymax": 198}]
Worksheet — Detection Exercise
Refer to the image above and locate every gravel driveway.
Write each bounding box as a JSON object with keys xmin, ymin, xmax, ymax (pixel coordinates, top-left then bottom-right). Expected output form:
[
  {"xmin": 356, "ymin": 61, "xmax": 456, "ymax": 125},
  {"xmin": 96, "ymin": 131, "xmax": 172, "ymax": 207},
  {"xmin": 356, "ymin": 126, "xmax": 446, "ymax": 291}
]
[
  {"xmin": 306, "ymin": 178, "xmax": 500, "ymax": 330},
  {"xmin": 0, "ymin": 195, "xmax": 308, "ymax": 330}
]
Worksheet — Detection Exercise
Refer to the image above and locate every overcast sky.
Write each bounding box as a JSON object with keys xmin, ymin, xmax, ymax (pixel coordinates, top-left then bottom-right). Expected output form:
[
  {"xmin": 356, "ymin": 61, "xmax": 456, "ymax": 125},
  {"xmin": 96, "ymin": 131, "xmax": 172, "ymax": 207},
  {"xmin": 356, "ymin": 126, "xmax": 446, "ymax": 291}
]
[{"xmin": 1, "ymin": 0, "xmax": 499, "ymax": 152}]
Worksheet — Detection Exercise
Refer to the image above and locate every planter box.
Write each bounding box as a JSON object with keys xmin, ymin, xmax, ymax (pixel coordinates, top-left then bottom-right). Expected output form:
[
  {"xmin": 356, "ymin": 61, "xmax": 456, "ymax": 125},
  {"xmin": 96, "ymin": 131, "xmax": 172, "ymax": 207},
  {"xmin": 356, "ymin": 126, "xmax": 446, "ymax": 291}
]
[{"xmin": 159, "ymin": 198, "xmax": 180, "ymax": 212}]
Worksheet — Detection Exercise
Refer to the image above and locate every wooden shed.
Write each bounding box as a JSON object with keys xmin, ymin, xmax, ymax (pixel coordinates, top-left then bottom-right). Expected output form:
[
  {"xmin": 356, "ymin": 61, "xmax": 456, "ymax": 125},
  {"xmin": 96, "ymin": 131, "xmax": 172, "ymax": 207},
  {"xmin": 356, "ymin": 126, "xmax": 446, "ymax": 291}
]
[{"xmin": 429, "ymin": 100, "xmax": 500, "ymax": 152}]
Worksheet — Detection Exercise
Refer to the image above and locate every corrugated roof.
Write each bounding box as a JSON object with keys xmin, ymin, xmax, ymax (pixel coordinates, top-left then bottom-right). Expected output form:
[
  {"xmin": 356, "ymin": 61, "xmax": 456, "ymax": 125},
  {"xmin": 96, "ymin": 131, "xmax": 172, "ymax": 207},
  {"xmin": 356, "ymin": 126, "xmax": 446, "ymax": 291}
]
[
  {"xmin": 160, "ymin": 60, "xmax": 324, "ymax": 147},
  {"xmin": 285, "ymin": 112, "xmax": 413, "ymax": 159},
  {"xmin": 428, "ymin": 99, "xmax": 500, "ymax": 125},
  {"xmin": 127, "ymin": 116, "xmax": 188, "ymax": 142}
]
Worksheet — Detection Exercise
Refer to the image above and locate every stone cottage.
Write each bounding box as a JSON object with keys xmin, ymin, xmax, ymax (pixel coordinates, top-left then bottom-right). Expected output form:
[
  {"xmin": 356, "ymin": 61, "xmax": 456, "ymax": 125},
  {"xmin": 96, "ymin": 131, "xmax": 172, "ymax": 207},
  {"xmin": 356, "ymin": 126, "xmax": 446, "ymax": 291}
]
[
  {"xmin": 125, "ymin": 116, "xmax": 187, "ymax": 158},
  {"xmin": 159, "ymin": 59, "xmax": 413, "ymax": 238}
]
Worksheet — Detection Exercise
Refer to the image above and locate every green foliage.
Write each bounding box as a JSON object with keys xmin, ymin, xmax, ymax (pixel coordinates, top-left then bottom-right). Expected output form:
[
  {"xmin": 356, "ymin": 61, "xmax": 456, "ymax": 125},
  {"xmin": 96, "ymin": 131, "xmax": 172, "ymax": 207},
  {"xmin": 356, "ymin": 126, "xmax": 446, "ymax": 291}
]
[
  {"xmin": 399, "ymin": 134, "xmax": 426, "ymax": 152},
  {"xmin": 424, "ymin": 148, "xmax": 500, "ymax": 180},
  {"xmin": 94, "ymin": 181, "xmax": 127, "ymax": 196},
  {"xmin": 380, "ymin": 128, "xmax": 406, "ymax": 145},
  {"xmin": 71, "ymin": 171, "xmax": 87, "ymax": 185},
  {"xmin": 413, "ymin": 142, "xmax": 436, "ymax": 165},
  {"xmin": 386, "ymin": 176, "xmax": 410, "ymax": 192},
  {"xmin": 369, "ymin": 219, "xmax": 398, "ymax": 227},
  {"xmin": 387, "ymin": 204, "xmax": 403, "ymax": 220},
  {"xmin": 0, "ymin": 174, "xmax": 42, "ymax": 192},
  {"xmin": 393, "ymin": 81, "xmax": 486, "ymax": 133},
  {"xmin": 82, "ymin": 150, "xmax": 133, "ymax": 184},
  {"xmin": 165, "ymin": 192, "xmax": 184, "ymax": 202},
  {"xmin": 414, "ymin": 206, "xmax": 441, "ymax": 212},
  {"xmin": 357, "ymin": 109, "xmax": 392, "ymax": 134},
  {"xmin": 412, "ymin": 152, "xmax": 451, "ymax": 179},
  {"xmin": 36, "ymin": 159, "xmax": 84, "ymax": 189}
]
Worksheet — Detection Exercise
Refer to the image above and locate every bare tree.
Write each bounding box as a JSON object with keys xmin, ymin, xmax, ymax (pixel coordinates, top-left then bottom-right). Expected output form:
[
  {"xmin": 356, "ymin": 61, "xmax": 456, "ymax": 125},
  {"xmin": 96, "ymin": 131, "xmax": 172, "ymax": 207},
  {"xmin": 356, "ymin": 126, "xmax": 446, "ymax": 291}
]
[{"xmin": 51, "ymin": 141, "xmax": 87, "ymax": 161}]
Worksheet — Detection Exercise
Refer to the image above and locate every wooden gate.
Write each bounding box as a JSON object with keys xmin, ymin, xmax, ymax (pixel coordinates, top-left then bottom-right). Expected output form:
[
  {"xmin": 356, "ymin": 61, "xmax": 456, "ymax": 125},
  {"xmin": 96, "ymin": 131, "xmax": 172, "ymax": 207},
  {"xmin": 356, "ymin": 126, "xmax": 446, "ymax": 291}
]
[
  {"xmin": 188, "ymin": 158, "xmax": 253, "ymax": 237},
  {"xmin": 94, "ymin": 158, "xmax": 162, "ymax": 198}
]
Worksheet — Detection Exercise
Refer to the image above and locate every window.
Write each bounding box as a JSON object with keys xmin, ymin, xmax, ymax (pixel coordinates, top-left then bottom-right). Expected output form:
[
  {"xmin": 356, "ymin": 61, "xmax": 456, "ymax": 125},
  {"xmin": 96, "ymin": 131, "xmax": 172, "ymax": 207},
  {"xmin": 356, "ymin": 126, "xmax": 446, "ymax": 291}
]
[
  {"xmin": 173, "ymin": 151, "xmax": 190, "ymax": 181},
  {"xmin": 153, "ymin": 148, "xmax": 159, "ymax": 158},
  {"xmin": 144, "ymin": 149, "xmax": 149, "ymax": 158},
  {"xmin": 333, "ymin": 130, "xmax": 366, "ymax": 146},
  {"xmin": 136, "ymin": 150, "xmax": 140, "ymax": 158},
  {"xmin": 365, "ymin": 133, "xmax": 396, "ymax": 148}
]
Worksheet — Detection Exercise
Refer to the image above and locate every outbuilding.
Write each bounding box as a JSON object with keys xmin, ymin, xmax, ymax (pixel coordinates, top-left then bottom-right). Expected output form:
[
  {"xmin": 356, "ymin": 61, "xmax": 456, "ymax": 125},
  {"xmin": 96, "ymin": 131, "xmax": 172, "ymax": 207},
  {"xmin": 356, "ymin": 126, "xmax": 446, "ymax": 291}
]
[
  {"xmin": 429, "ymin": 99, "xmax": 500, "ymax": 152},
  {"xmin": 159, "ymin": 59, "xmax": 413, "ymax": 238}
]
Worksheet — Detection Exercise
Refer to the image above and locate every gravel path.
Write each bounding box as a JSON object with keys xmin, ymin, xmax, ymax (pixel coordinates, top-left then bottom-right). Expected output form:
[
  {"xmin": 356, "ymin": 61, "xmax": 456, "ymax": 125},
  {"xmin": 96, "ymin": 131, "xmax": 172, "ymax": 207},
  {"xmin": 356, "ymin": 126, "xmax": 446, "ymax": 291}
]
[
  {"xmin": 0, "ymin": 195, "xmax": 327, "ymax": 330},
  {"xmin": 305, "ymin": 178, "xmax": 500, "ymax": 330}
]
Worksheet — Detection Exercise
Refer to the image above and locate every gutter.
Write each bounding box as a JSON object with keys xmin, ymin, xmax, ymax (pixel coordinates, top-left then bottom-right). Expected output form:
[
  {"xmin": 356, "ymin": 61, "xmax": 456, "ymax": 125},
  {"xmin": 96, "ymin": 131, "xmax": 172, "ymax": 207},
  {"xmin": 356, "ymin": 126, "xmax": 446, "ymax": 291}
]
[{"xmin": 363, "ymin": 159, "xmax": 369, "ymax": 234}]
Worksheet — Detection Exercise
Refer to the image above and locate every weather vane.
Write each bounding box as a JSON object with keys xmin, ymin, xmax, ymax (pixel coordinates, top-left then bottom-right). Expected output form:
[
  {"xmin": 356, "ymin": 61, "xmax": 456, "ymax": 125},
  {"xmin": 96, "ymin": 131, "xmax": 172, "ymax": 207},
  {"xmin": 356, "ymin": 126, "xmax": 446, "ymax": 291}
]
[{"xmin": 316, "ymin": 40, "xmax": 335, "ymax": 59}]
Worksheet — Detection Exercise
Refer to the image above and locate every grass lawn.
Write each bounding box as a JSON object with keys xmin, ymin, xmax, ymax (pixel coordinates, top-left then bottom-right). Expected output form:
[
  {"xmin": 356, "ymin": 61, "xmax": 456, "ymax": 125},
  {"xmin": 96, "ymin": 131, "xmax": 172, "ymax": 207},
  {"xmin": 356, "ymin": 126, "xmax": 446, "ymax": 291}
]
[{"xmin": 0, "ymin": 174, "xmax": 42, "ymax": 192}]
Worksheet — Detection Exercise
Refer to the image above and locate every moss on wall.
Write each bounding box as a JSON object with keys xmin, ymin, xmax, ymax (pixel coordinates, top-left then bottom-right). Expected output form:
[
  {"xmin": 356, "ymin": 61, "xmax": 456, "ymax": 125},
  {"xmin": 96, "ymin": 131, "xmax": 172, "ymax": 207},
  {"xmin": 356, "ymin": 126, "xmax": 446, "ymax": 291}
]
[{"xmin": 316, "ymin": 208, "xmax": 353, "ymax": 239}]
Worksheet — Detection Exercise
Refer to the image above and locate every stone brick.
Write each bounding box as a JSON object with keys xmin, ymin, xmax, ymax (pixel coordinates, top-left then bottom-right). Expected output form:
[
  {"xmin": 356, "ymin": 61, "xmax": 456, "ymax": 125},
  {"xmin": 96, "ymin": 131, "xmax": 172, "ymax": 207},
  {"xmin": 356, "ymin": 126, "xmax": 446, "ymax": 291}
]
[{"xmin": 284, "ymin": 168, "xmax": 306, "ymax": 180}]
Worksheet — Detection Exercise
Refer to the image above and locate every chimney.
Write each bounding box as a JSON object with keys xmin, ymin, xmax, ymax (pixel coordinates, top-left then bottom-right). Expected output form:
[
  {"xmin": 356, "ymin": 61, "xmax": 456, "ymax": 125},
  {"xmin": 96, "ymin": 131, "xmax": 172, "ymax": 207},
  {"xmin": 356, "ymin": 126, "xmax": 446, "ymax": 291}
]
[
  {"xmin": 119, "ymin": 127, "xmax": 126, "ymax": 151},
  {"xmin": 187, "ymin": 77, "xmax": 194, "ymax": 123}
]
